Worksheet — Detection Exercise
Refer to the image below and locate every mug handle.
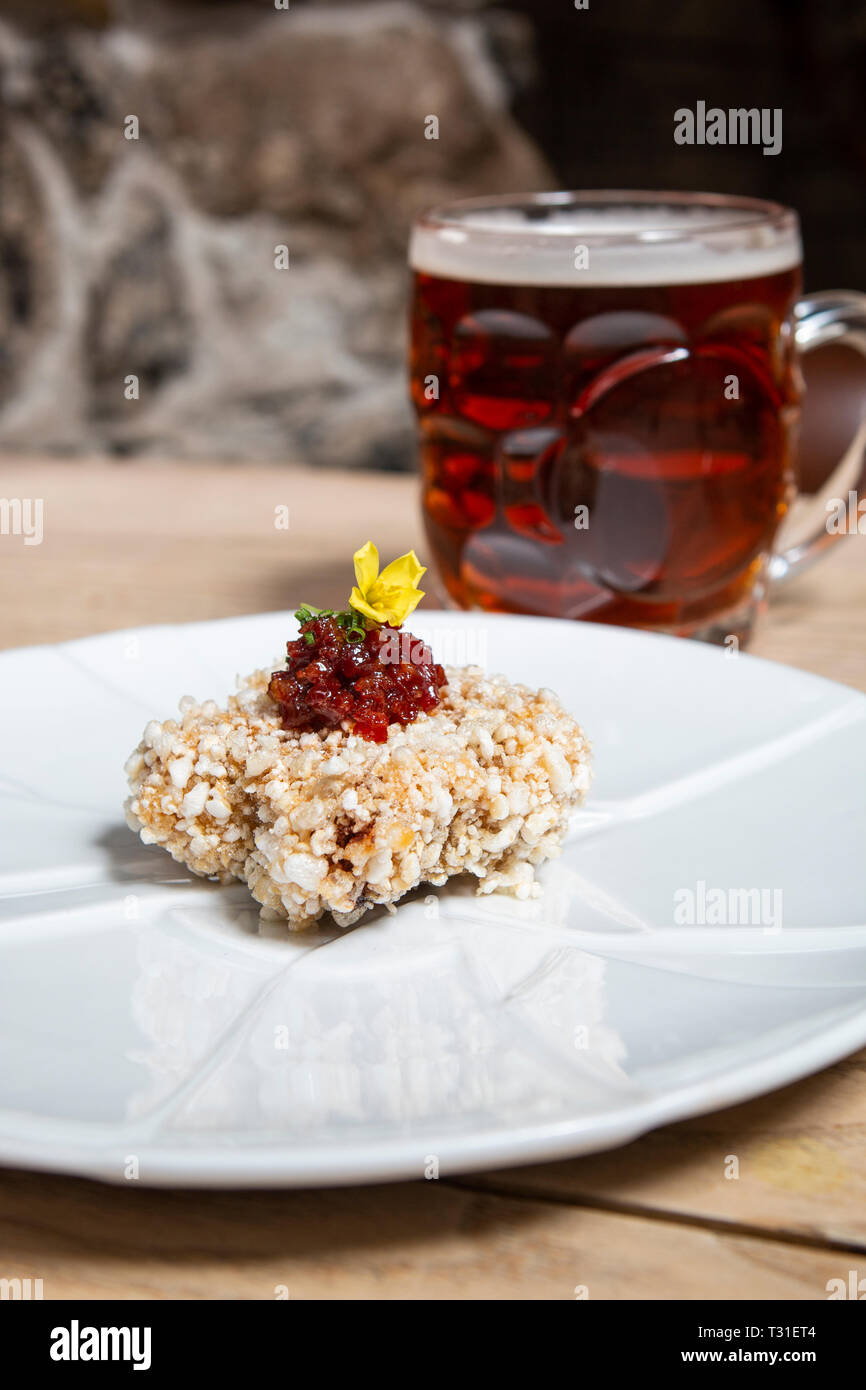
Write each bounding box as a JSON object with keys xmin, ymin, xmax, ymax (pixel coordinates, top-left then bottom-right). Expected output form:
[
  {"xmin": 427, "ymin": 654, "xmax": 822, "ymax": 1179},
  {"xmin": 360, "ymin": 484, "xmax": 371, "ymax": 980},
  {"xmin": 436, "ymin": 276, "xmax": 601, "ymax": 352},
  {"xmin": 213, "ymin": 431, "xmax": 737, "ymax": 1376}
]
[{"xmin": 769, "ymin": 290, "xmax": 866, "ymax": 584}]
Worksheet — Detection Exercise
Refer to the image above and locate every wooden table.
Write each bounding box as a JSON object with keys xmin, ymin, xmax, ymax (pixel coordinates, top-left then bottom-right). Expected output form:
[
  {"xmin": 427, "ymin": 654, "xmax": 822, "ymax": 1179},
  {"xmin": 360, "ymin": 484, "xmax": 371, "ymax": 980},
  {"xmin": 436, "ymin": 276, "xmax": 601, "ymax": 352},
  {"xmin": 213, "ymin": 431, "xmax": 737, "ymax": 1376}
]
[{"xmin": 1, "ymin": 457, "xmax": 865, "ymax": 1300}]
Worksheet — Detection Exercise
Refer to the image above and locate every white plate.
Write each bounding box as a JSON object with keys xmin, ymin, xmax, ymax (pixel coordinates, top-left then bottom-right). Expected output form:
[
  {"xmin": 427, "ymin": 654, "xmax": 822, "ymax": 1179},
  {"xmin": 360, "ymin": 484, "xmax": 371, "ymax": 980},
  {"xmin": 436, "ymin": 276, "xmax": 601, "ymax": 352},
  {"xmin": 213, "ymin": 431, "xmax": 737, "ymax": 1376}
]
[{"xmin": 1, "ymin": 611, "xmax": 865, "ymax": 1187}]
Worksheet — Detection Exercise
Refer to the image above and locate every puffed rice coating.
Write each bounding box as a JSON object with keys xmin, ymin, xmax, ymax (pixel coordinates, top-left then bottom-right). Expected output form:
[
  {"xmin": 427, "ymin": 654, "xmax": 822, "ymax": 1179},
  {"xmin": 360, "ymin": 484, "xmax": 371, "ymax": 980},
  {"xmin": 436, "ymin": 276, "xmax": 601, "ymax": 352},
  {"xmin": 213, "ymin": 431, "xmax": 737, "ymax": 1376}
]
[{"xmin": 124, "ymin": 665, "xmax": 592, "ymax": 930}]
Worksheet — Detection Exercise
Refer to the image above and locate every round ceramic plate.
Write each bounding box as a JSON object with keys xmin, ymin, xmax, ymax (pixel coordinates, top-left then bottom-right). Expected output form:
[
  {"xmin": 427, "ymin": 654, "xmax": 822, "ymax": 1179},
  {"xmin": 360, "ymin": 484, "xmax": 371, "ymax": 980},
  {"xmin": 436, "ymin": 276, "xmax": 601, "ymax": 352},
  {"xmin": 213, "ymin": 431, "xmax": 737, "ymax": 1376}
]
[{"xmin": 1, "ymin": 611, "xmax": 865, "ymax": 1187}]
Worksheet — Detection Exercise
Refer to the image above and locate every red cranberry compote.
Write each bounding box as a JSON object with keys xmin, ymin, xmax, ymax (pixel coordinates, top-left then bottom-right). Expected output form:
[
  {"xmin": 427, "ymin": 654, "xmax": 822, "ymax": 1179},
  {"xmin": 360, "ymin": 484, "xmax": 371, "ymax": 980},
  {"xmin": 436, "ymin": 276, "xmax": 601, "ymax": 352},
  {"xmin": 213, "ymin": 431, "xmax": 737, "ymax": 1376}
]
[{"xmin": 268, "ymin": 617, "xmax": 447, "ymax": 743}]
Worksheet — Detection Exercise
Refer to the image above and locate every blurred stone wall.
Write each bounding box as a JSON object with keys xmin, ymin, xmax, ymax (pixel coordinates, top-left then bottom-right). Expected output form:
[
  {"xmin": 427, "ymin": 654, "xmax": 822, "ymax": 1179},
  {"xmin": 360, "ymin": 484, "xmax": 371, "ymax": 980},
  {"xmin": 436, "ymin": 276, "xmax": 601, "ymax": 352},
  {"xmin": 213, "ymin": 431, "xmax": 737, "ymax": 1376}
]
[{"xmin": 0, "ymin": 1, "xmax": 550, "ymax": 466}]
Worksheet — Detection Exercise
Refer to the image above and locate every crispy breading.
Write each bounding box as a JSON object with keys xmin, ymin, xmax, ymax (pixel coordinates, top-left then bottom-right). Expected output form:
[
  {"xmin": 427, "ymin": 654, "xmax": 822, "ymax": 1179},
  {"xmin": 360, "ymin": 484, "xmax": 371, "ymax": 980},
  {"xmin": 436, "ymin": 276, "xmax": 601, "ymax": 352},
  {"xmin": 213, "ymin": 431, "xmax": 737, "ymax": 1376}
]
[{"xmin": 124, "ymin": 666, "xmax": 591, "ymax": 930}]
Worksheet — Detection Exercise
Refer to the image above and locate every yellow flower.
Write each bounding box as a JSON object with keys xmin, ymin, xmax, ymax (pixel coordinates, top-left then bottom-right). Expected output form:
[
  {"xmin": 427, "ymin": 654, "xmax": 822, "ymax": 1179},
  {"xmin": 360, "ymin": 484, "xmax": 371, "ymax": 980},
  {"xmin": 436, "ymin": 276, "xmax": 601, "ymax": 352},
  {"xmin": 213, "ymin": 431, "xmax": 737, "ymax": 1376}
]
[{"xmin": 350, "ymin": 541, "xmax": 427, "ymax": 627}]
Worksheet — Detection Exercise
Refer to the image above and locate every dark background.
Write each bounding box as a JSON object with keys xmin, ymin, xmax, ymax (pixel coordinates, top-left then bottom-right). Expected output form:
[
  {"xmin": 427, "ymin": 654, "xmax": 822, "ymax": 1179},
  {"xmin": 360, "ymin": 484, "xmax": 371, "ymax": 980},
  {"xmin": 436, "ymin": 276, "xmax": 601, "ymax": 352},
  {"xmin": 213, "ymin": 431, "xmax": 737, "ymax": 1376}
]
[
  {"xmin": 5, "ymin": 0, "xmax": 865, "ymax": 289},
  {"xmin": 504, "ymin": 0, "xmax": 866, "ymax": 293},
  {"xmin": 0, "ymin": 0, "xmax": 863, "ymax": 468}
]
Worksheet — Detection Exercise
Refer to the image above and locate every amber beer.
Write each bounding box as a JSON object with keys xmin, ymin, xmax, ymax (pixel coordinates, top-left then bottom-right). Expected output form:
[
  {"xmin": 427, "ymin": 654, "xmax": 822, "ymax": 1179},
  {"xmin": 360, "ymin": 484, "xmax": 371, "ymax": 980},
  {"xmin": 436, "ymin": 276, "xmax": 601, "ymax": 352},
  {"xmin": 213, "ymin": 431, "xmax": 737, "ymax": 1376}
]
[{"xmin": 409, "ymin": 193, "xmax": 803, "ymax": 639}]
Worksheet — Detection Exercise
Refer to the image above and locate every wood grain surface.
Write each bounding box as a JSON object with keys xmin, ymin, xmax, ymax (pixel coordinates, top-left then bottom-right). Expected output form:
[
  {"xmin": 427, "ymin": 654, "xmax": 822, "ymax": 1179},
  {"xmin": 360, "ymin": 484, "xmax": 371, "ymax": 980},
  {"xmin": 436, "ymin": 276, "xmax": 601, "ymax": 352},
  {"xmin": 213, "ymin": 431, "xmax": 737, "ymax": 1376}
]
[{"xmin": 1, "ymin": 456, "xmax": 864, "ymax": 1300}]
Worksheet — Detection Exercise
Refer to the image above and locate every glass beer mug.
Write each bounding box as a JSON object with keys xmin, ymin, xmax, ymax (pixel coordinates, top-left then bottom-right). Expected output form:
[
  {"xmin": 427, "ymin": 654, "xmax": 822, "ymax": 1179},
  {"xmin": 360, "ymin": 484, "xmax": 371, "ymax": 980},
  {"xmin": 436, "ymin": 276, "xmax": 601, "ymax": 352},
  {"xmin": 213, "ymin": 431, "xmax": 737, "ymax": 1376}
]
[{"xmin": 409, "ymin": 191, "xmax": 866, "ymax": 643}]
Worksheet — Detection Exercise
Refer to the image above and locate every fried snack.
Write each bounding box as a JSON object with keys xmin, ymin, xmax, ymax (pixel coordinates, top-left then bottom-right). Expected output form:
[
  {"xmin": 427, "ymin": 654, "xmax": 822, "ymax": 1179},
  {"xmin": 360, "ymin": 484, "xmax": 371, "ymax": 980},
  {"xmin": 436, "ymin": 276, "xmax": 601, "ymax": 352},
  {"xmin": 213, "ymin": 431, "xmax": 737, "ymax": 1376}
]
[{"xmin": 124, "ymin": 665, "xmax": 591, "ymax": 930}]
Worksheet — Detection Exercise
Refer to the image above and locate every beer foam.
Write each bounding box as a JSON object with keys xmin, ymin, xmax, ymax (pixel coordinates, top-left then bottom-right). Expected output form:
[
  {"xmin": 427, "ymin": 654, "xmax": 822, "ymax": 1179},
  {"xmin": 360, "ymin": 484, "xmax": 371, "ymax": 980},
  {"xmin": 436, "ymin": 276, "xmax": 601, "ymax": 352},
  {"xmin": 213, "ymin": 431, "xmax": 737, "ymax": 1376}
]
[{"xmin": 410, "ymin": 196, "xmax": 802, "ymax": 287}]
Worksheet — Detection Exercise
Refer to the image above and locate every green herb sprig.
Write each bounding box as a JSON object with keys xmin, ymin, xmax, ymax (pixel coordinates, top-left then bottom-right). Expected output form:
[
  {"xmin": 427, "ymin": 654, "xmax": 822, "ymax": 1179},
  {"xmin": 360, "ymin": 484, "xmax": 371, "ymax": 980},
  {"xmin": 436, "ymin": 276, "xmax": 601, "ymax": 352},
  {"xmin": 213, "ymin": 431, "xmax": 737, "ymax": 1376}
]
[{"xmin": 294, "ymin": 603, "xmax": 368, "ymax": 646}]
